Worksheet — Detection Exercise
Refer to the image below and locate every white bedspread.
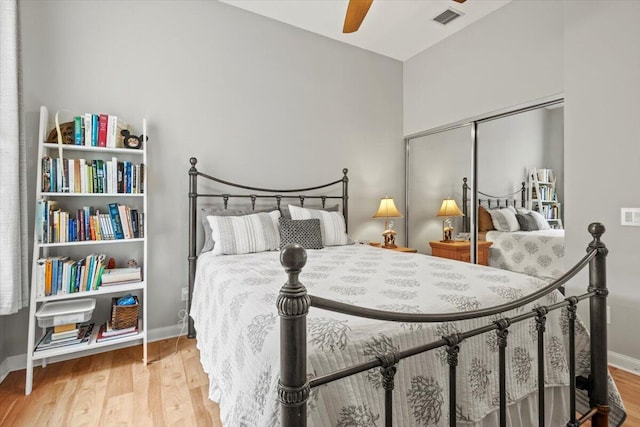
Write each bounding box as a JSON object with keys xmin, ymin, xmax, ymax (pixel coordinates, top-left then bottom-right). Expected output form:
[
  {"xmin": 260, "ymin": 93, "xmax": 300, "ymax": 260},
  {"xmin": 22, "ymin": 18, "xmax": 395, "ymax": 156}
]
[
  {"xmin": 486, "ymin": 229, "xmax": 565, "ymax": 281},
  {"xmin": 191, "ymin": 244, "xmax": 624, "ymax": 426}
]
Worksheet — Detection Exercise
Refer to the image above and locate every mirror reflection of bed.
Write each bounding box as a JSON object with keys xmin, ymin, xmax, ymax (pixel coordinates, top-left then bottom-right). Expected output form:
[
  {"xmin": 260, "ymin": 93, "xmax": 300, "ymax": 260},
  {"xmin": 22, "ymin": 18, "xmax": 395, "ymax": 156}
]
[
  {"xmin": 406, "ymin": 98, "xmax": 564, "ymax": 282},
  {"xmin": 475, "ymin": 102, "xmax": 564, "ymax": 281}
]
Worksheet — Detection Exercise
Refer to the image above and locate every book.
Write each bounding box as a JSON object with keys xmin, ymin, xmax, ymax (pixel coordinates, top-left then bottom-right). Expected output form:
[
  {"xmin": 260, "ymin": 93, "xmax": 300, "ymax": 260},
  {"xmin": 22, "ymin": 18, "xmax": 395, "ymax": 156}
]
[
  {"xmin": 83, "ymin": 113, "xmax": 92, "ymax": 147},
  {"xmin": 35, "ymin": 323, "xmax": 94, "ymax": 351},
  {"xmin": 91, "ymin": 114, "xmax": 99, "ymax": 146},
  {"xmin": 100, "ymin": 267, "xmax": 142, "ymax": 285},
  {"xmin": 107, "ymin": 115, "xmax": 117, "ymax": 148},
  {"xmin": 98, "ymin": 114, "xmax": 108, "ymax": 147},
  {"xmin": 108, "ymin": 203, "xmax": 125, "ymax": 239},
  {"xmin": 96, "ymin": 322, "xmax": 139, "ymax": 342},
  {"xmin": 53, "ymin": 323, "xmax": 76, "ymax": 333},
  {"xmin": 74, "ymin": 116, "xmax": 83, "ymax": 145},
  {"xmin": 51, "ymin": 328, "xmax": 79, "ymax": 341}
]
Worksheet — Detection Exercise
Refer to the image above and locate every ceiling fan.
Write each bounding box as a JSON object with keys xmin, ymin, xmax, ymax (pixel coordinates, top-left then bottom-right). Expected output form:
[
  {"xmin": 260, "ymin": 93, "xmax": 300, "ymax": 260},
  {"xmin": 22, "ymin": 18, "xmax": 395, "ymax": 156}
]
[{"xmin": 342, "ymin": 0, "xmax": 467, "ymax": 33}]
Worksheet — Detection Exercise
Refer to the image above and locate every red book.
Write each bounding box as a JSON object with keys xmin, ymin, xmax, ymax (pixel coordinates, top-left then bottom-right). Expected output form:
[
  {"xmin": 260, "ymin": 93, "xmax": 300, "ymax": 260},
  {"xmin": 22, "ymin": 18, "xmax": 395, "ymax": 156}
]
[{"xmin": 98, "ymin": 114, "xmax": 108, "ymax": 147}]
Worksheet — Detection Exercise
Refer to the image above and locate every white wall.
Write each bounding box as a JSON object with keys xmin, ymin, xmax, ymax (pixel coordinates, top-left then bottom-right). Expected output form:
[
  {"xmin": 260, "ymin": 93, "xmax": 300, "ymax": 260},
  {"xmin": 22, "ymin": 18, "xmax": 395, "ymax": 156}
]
[
  {"xmin": 404, "ymin": 0, "xmax": 640, "ymax": 362},
  {"xmin": 564, "ymin": 1, "xmax": 640, "ymax": 360},
  {"xmin": 5, "ymin": 1, "xmax": 402, "ymax": 359},
  {"xmin": 404, "ymin": 0, "xmax": 563, "ymax": 135}
]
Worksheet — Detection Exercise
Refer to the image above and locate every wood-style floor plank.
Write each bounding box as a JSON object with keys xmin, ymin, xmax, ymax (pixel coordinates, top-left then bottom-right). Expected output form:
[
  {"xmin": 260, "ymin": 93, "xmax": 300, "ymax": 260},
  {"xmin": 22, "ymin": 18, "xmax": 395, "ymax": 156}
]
[{"xmin": 0, "ymin": 338, "xmax": 638, "ymax": 426}]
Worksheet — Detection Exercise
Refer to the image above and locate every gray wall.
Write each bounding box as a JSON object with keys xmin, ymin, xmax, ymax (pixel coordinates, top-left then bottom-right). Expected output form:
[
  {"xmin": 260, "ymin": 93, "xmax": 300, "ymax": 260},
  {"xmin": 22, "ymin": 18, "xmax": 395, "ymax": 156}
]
[
  {"xmin": 543, "ymin": 107, "xmax": 564, "ymax": 205},
  {"xmin": 407, "ymin": 126, "xmax": 473, "ymax": 254},
  {"xmin": 404, "ymin": 0, "xmax": 640, "ymax": 361},
  {"xmin": 477, "ymin": 108, "xmax": 547, "ymax": 198},
  {"xmin": 403, "ymin": 0, "xmax": 563, "ymax": 135},
  {"xmin": 5, "ymin": 1, "xmax": 402, "ymax": 359},
  {"xmin": 564, "ymin": 1, "xmax": 640, "ymax": 360}
]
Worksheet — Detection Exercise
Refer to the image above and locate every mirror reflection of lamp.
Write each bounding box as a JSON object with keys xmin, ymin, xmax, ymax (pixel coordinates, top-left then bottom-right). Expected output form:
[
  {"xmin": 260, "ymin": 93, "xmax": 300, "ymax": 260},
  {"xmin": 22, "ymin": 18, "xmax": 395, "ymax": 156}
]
[
  {"xmin": 372, "ymin": 197, "xmax": 403, "ymax": 248},
  {"xmin": 436, "ymin": 198, "xmax": 464, "ymax": 242}
]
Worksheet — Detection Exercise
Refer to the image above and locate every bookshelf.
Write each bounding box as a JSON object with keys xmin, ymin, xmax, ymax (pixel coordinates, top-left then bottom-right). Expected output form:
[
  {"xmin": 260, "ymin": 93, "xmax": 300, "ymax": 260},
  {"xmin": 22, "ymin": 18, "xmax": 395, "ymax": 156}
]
[
  {"xmin": 25, "ymin": 106, "xmax": 148, "ymax": 395},
  {"xmin": 528, "ymin": 168, "xmax": 563, "ymax": 229}
]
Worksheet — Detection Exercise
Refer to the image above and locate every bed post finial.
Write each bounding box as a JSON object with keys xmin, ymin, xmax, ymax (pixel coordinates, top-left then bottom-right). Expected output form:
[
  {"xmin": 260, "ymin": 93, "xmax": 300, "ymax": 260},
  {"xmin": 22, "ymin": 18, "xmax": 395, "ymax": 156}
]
[
  {"xmin": 189, "ymin": 157, "xmax": 197, "ymax": 167},
  {"xmin": 587, "ymin": 222, "xmax": 609, "ymax": 426},
  {"xmin": 278, "ymin": 244, "xmax": 310, "ymax": 427}
]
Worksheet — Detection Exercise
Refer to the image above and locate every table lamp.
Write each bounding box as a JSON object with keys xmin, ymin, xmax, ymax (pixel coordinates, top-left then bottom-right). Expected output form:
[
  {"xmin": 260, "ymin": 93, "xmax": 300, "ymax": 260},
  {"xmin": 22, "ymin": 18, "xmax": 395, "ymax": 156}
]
[
  {"xmin": 373, "ymin": 197, "xmax": 403, "ymax": 248},
  {"xmin": 436, "ymin": 198, "xmax": 464, "ymax": 242}
]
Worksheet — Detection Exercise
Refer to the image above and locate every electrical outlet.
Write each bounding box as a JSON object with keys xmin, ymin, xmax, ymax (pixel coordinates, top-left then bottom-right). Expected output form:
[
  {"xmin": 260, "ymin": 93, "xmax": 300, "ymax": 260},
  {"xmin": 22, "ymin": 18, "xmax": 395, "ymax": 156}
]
[
  {"xmin": 181, "ymin": 287, "xmax": 188, "ymax": 302},
  {"xmin": 607, "ymin": 306, "xmax": 611, "ymax": 324}
]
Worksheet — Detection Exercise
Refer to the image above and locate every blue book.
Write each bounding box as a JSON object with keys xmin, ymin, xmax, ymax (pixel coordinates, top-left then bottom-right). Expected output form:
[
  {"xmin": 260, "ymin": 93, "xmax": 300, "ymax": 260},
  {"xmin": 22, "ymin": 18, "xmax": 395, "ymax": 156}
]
[
  {"xmin": 91, "ymin": 115, "xmax": 99, "ymax": 146},
  {"xmin": 51, "ymin": 258, "xmax": 58, "ymax": 295},
  {"xmin": 108, "ymin": 203, "xmax": 125, "ymax": 240},
  {"xmin": 56, "ymin": 259, "xmax": 64, "ymax": 294},
  {"xmin": 74, "ymin": 116, "xmax": 83, "ymax": 145}
]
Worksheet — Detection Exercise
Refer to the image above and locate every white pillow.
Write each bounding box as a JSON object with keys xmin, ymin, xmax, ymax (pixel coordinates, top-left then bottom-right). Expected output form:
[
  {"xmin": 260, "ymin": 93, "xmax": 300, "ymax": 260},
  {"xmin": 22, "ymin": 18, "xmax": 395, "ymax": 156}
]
[
  {"xmin": 487, "ymin": 207, "xmax": 521, "ymax": 232},
  {"xmin": 516, "ymin": 208, "xmax": 551, "ymax": 230},
  {"xmin": 288, "ymin": 205, "xmax": 349, "ymax": 246},
  {"xmin": 207, "ymin": 210, "xmax": 281, "ymax": 255}
]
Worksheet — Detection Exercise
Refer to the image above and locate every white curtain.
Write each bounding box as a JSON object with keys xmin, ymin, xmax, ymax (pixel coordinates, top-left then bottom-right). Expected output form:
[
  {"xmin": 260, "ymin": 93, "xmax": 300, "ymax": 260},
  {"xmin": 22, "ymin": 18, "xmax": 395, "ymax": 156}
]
[{"xmin": 0, "ymin": 0, "xmax": 28, "ymax": 315}]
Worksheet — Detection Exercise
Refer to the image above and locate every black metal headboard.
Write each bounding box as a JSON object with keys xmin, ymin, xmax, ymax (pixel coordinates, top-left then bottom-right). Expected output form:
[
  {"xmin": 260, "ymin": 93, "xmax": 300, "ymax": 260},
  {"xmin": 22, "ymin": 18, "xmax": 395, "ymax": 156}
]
[
  {"xmin": 187, "ymin": 157, "xmax": 349, "ymax": 338},
  {"xmin": 461, "ymin": 177, "xmax": 526, "ymax": 233}
]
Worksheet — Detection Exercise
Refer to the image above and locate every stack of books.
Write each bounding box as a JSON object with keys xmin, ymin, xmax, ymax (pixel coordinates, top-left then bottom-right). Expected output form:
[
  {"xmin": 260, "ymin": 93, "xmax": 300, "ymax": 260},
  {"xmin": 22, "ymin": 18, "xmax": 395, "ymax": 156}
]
[
  {"xmin": 100, "ymin": 267, "xmax": 142, "ymax": 286},
  {"xmin": 35, "ymin": 323, "xmax": 94, "ymax": 352},
  {"xmin": 96, "ymin": 321, "xmax": 139, "ymax": 342}
]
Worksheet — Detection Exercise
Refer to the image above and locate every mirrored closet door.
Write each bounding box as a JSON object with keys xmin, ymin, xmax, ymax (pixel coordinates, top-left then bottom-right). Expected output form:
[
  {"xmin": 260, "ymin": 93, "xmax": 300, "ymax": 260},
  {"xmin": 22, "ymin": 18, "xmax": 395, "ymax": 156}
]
[
  {"xmin": 406, "ymin": 125, "xmax": 473, "ymax": 256},
  {"xmin": 406, "ymin": 97, "xmax": 564, "ymax": 266}
]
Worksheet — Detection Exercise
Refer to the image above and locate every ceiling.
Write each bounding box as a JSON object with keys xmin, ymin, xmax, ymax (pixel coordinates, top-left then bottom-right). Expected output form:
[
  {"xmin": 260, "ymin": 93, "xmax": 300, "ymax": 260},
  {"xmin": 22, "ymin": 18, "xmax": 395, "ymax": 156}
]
[{"xmin": 219, "ymin": 0, "xmax": 512, "ymax": 61}]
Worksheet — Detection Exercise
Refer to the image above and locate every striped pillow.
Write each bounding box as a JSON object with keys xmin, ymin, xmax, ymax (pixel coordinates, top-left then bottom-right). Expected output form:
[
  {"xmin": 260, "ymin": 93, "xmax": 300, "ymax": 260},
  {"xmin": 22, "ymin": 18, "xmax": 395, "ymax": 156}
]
[
  {"xmin": 206, "ymin": 210, "xmax": 281, "ymax": 255},
  {"xmin": 288, "ymin": 205, "xmax": 349, "ymax": 246}
]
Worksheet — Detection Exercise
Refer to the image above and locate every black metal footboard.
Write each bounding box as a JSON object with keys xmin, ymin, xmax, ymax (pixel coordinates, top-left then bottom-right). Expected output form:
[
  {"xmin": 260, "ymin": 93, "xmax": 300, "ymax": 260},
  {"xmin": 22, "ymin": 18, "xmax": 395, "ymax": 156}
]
[{"xmin": 278, "ymin": 223, "xmax": 610, "ymax": 427}]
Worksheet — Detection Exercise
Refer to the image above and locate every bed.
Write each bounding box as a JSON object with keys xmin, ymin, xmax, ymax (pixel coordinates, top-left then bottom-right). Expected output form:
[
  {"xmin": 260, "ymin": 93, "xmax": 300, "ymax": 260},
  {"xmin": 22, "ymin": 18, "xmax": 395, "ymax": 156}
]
[
  {"xmin": 462, "ymin": 178, "xmax": 566, "ymax": 281},
  {"xmin": 187, "ymin": 160, "xmax": 625, "ymax": 427}
]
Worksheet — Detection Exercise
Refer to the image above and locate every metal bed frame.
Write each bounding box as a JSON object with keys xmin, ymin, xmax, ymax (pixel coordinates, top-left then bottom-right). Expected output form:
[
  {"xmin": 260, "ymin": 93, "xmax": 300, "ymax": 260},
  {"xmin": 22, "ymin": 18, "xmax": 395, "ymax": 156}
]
[
  {"xmin": 187, "ymin": 157, "xmax": 349, "ymax": 338},
  {"xmin": 187, "ymin": 160, "xmax": 613, "ymax": 426},
  {"xmin": 461, "ymin": 177, "xmax": 527, "ymax": 234}
]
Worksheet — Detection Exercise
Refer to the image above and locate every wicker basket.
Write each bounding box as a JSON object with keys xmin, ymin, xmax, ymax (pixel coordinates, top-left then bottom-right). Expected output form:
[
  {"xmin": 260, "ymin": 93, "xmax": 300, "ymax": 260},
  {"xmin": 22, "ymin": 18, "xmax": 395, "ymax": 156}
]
[{"xmin": 111, "ymin": 296, "xmax": 139, "ymax": 330}]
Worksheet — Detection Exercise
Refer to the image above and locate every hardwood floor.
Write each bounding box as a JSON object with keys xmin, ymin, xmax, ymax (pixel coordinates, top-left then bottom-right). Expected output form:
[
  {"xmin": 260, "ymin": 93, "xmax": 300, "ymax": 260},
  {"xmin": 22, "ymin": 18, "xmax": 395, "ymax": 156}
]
[
  {"xmin": 0, "ymin": 338, "xmax": 221, "ymax": 427},
  {"xmin": 0, "ymin": 338, "xmax": 638, "ymax": 426}
]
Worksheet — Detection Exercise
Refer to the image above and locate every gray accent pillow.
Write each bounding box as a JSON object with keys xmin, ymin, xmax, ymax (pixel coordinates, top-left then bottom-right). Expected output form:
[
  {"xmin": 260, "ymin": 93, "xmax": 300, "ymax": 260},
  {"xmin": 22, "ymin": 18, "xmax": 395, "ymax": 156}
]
[
  {"xmin": 200, "ymin": 207, "xmax": 277, "ymax": 254},
  {"xmin": 279, "ymin": 218, "xmax": 323, "ymax": 250},
  {"xmin": 516, "ymin": 213, "xmax": 540, "ymax": 231}
]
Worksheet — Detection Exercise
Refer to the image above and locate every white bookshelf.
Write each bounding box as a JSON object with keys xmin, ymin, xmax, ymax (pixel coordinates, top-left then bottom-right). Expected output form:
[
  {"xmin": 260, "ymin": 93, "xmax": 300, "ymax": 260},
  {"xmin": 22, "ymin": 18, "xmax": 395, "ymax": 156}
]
[{"xmin": 25, "ymin": 106, "xmax": 148, "ymax": 395}]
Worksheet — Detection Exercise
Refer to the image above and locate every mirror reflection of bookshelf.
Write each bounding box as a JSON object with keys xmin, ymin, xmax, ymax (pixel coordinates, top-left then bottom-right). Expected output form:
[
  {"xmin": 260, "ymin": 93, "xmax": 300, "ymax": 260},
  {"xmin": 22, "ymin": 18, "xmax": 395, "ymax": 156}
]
[{"xmin": 528, "ymin": 168, "xmax": 563, "ymax": 229}]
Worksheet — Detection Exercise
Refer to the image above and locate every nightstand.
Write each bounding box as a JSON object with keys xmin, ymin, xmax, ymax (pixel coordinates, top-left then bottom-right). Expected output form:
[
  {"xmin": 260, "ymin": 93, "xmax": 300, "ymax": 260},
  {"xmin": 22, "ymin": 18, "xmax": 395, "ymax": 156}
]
[
  {"xmin": 428, "ymin": 240, "xmax": 493, "ymax": 265},
  {"xmin": 369, "ymin": 242, "xmax": 417, "ymax": 253}
]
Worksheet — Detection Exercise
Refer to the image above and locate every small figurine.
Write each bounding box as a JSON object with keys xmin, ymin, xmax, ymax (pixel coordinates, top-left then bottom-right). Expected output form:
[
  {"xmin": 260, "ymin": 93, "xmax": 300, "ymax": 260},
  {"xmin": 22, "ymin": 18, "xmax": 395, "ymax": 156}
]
[
  {"xmin": 127, "ymin": 259, "xmax": 138, "ymax": 268},
  {"xmin": 107, "ymin": 257, "xmax": 117, "ymax": 269}
]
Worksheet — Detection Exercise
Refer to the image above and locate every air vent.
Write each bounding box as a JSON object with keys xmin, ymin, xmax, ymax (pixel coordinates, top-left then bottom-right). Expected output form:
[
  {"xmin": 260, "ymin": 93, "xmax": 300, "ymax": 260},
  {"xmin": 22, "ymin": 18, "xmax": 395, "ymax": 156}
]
[{"xmin": 433, "ymin": 8, "xmax": 462, "ymax": 25}]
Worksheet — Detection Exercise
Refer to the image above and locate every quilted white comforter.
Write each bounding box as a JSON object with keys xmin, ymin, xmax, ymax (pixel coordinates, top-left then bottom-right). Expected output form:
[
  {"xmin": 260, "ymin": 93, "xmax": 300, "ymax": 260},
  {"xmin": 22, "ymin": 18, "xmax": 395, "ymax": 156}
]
[
  {"xmin": 191, "ymin": 244, "xmax": 624, "ymax": 426},
  {"xmin": 486, "ymin": 229, "xmax": 565, "ymax": 281}
]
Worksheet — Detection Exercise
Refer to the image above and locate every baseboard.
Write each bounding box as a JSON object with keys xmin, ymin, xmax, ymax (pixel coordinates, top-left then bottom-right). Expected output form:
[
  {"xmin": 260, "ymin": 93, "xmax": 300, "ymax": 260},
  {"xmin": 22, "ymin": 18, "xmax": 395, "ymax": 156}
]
[
  {"xmin": 0, "ymin": 356, "xmax": 8, "ymax": 384},
  {"xmin": 609, "ymin": 350, "xmax": 640, "ymax": 375},
  {"xmin": 0, "ymin": 325, "xmax": 187, "ymax": 384}
]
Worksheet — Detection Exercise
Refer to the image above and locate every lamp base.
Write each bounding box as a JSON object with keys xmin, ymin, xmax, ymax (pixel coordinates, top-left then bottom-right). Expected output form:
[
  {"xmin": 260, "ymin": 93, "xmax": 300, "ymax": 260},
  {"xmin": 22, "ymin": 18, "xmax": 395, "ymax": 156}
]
[{"xmin": 382, "ymin": 229, "xmax": 397, "ymax": 249}]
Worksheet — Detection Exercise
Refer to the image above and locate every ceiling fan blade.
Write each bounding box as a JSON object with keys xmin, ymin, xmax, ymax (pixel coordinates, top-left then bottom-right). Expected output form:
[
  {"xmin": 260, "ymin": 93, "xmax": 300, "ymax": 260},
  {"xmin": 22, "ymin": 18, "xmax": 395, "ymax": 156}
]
[
  {"xmin": 343, "ymin": 0, "xmax": 373, "ymax": 33},
  {"xmin": 452, "ymin": 0, "xmax": 467, "ymax": 3}
]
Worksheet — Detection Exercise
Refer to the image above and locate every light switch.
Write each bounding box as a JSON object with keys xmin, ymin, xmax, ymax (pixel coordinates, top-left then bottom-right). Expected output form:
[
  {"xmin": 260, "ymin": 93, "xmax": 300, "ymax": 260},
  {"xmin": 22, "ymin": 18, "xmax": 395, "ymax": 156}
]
[{"xmin": 621, "ymin": 208, "xmax": 640, "ymax": 226}]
